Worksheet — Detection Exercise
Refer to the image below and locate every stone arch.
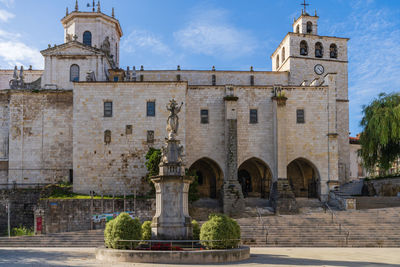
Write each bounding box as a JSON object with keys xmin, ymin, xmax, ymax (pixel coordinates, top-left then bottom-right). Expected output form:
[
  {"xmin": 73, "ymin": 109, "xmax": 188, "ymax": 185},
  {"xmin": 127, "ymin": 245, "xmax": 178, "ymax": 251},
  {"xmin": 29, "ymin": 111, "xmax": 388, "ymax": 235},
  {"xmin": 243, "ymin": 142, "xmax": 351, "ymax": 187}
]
[
  {"xmin": 238, "ymin": 157, "xmax": 272, "ymax": 198},
  {"xmin": 296, "ymin": 25, "xmax": 300, "ymax": 33},
  {"xmin": 330, "ymin": 43, "xmax": 338, "ymax": 58},
  {"xmin": 276, "ymin": 55, "xmax": 280, "ymax": 69},
  {"xmin": 188, "ymin": 157, "xmax": 223, "ymax": 199},
  {"xmin": 287, "ymin": 158, "xmax": 320, "ymax": 198},
  {"xmin": 300, "ymin": 40, "xmax": 308, "ymax": 56},
  {"xmin": 307, "ymin": 21, "xmax": 313, "ymax": 33},
  {"xmin": 315, "ymin": 42, "xmax": 323, "ymax": 58}
]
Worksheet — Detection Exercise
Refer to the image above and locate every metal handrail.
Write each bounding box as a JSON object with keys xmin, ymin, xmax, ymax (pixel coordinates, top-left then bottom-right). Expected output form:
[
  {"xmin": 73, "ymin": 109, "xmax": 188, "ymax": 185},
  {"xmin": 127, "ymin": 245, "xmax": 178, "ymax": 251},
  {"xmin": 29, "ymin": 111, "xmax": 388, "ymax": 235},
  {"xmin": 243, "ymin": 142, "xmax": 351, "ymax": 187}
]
[
  {"xmin": 256, "ymin": 207, "xmax": 268, "ymax": 244},
  {"xmin": 116, "ymin": 239, "xmax": 242, "ymax": 250},
  {"xmin": 323, "ymin": 202, "xmax": 350, "ymax": 245}
]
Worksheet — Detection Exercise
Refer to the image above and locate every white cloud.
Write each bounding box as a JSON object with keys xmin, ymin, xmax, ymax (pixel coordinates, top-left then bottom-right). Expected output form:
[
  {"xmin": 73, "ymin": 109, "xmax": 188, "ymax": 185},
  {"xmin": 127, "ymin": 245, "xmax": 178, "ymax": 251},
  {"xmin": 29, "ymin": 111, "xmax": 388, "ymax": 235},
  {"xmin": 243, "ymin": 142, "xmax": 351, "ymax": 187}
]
[
  {"xmin": 174, "ymin": 8, "xmax": 257, "ymax": 59},
  {"xmin": 0, "ymin": 0, "xmax": 14, "ymax": 8},
  {"xmin": 0, "ymin": 29, "xmax": 43, "ymax": 69},
  {"xmin": 0, "ymin": 9, "xmax": 14, "ymax": 22},
  {"xmin": 121, "ymin": 29, "xmax": 172, "ymax": 56}
]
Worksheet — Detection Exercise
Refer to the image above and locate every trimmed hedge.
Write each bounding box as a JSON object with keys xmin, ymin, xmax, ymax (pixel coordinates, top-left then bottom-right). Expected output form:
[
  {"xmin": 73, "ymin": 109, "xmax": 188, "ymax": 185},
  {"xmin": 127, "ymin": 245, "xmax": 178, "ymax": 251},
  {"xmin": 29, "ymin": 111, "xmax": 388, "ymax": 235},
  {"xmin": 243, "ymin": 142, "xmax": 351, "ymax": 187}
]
[
  {"xmin": 192, "ymin": 219, "xmax": 200, "ymax": 240},
  {"xmin": 104, "ymin": 213, "xmax": 142, "ymax": 249},
  {"xmin": 141, "ymin": 221, "xmax": 152, "ymax": 240},
  {"xmin": 199, "ymin": 214, "xmax": 240, "ymax": 249}
]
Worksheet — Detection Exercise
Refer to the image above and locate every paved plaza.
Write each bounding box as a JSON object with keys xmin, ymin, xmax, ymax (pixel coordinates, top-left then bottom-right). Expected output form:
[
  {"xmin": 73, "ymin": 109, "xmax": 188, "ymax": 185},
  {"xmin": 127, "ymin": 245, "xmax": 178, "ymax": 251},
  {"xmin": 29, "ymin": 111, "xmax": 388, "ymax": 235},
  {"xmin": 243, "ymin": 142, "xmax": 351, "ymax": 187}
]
[{"xmin": 0, "ymin": 247, "xmax": 399, "ymax": 267}]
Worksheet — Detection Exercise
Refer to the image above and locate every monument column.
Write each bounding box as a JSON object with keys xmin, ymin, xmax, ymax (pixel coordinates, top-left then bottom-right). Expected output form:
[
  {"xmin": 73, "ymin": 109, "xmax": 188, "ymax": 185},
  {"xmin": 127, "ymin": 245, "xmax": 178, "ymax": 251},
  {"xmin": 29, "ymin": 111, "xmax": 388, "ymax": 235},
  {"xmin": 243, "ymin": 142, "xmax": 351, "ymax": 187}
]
[
  {"xmin": 270, "ymin": 87, "xmax": 298, "ymax": 214},
  {"xmin": 222, "ymin": 86, "xmax": 245, "ymax": 216}
]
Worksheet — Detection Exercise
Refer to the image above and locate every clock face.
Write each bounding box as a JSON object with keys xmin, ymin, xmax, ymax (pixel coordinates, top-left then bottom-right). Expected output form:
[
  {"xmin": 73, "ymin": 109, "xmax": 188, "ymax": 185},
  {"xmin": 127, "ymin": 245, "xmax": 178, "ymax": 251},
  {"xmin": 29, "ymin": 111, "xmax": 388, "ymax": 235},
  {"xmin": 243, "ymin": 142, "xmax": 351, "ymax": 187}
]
[{"xmin": 314, "ymin": 64, "xmax": 324, "ymax": 75}]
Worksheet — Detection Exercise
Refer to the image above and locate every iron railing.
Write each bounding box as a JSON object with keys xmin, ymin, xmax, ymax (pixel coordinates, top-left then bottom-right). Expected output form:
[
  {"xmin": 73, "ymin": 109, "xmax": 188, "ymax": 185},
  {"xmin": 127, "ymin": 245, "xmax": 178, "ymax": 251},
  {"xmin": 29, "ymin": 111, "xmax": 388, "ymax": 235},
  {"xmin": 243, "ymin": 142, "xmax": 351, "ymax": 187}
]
[
  {"xmin": 323, "ymin": 202, "xmax": 350, "ymax": 245},
  {"xmin": 116, "ymin": 239, "xmax": 242, "ymax": 250}
]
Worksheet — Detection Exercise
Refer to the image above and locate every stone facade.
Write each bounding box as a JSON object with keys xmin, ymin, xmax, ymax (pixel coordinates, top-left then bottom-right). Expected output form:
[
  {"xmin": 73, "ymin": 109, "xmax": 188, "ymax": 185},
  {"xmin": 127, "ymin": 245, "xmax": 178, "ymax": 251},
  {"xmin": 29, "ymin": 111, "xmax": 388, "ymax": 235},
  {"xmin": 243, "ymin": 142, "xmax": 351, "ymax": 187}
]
[{"xmin": 0, "ymin": 6, "xmax": 350, "ymax": 210}]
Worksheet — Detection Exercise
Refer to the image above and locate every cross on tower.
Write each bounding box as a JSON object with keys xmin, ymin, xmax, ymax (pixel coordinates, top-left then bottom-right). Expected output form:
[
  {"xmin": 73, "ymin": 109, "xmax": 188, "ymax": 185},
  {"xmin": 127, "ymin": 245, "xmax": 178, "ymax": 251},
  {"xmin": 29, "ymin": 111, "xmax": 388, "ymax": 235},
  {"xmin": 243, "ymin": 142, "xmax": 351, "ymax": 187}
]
[{"xmin": 301, "ymin": 0, "xmax": 310, "ymax": 13}]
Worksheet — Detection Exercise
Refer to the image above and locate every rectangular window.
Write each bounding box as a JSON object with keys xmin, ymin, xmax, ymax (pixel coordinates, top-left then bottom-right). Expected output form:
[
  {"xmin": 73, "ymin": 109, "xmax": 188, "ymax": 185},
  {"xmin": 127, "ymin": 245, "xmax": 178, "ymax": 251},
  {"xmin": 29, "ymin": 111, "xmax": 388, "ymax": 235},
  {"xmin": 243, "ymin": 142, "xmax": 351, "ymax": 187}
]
[
  {"xmin": 212, "ymin": 75, "xmax": 216, "ymax": 86},
  {"xmin": 296, "ymin": 109, "xmax": 305, "ymax": 123},
  {"xmin": 250, "ymin": 75, "xmax": 254, "ymax": 86},
  {"xmin": 200, "ymin": 109, "xmax": 209, "ymax": 124},
  {"xmin": 147, "ymin": 101, "xmax": 155, "ymax": 117},
  {"xmin": 126, "ymin": 125, "xmax": 132, "ymax": 135},
  {"xmin": 104, "ymin": 101, "xmax": 113, "ymax": 117},
  {"xmin": 250, "ymin": 109, "xmax": 258, "ymax": 124},
  {"xmin": 147, "ymin": 130, "xmax": 154, "ymax": 143},
  {"xmin": 113, "ymin": 76, "xmax": 119, "ymax": 82}
]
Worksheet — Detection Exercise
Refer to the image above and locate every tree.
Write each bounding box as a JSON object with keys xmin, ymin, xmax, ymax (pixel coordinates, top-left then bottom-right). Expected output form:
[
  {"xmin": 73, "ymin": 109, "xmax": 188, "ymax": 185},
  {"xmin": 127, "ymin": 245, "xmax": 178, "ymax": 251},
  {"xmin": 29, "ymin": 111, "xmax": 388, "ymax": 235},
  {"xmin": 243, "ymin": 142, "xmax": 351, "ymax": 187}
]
[{"xmin": 359, "ymin": 92, "xmax": 400, "ymax": 173}]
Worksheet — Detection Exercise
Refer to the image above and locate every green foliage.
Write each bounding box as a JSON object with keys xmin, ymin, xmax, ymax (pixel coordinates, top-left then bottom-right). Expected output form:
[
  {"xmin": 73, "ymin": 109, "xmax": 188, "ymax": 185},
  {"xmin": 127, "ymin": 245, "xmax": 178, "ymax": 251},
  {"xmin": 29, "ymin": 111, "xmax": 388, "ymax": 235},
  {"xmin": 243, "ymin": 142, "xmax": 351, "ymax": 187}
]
[
  {"xmin": 186, "ymin": 169, "xmax": 199, "ymax": 203},
  {"xmin": 192, "ymin": 219, "xmax": 200, "ymax": 240},
  {"xmin": 145, "ymin": 147, "xmax": 162, "ymax": 177},
  {"xmin": 104, "ymin": 213, "xmax": 142, "ymax": 249},
  {"xmin": 11, "ymin": 226, "xmax": 34, "ymax": 236},
  {"xmin": 104, "ymin": 218, "xmax": 116, "ymax": 248},
  {"xmin": 141, "ymin": 221, "xmax": 152, "ymax": 240},
  {"xmin": 199, "ymin": 214, "xmax": 241, "ymax": 249},
  {"xmin": 360, "ymin": 93, "xmax": 400, "ymax": 172}
]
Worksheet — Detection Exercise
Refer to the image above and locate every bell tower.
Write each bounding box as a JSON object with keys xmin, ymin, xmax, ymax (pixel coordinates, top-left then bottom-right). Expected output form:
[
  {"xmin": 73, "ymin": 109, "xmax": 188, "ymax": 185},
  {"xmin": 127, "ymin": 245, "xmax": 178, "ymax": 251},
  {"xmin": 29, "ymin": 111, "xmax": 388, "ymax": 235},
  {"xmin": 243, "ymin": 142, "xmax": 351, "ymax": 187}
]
[
  {"xmin": 61, "ymin": 0, "xmax": 123, "ymax": 67},
  {"xmin": 270, "ymin": 2, "xmax": 351, "ymax": 185}
]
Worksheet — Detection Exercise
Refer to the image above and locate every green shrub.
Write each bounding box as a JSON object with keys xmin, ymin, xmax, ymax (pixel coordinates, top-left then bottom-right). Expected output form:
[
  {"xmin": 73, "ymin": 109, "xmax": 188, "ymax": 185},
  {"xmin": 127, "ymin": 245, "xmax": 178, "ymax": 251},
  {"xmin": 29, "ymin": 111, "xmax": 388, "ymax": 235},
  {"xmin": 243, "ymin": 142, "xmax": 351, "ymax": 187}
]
[
  {"xmin": 104, "ymin": 213, "xmax": 142, "ymax": 249},
  {"xmin": 199, "ymin": 214, "xmax": 240, "ymax": 249},
  {"xmin": 192, "ymin": 219, "xmax": 200, "ymax": 240},
  {"xmin": 11, "ymin": 226, "xmax": 34, "ymax": 236},
  {"xmin": 141, "ymin": 221, "xmax": 152, "ymax": 240}
]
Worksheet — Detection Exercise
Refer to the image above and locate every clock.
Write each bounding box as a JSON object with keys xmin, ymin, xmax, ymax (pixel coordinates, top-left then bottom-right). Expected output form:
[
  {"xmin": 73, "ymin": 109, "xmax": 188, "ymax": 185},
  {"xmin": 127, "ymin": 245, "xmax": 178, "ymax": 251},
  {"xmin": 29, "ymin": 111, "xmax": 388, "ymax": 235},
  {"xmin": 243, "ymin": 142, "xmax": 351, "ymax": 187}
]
[{"xmin": 314, "ymin": 64, "xmax": 324, "ymax": 75}]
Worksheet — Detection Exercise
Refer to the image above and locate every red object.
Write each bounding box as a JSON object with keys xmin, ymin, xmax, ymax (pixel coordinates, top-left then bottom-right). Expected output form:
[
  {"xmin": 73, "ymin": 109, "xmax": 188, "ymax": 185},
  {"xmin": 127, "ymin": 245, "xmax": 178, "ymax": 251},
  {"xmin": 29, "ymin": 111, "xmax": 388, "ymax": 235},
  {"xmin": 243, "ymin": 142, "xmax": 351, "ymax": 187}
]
[{"xmin": 36, "ymin": 217, "xmax": 42, "ymax": 231}]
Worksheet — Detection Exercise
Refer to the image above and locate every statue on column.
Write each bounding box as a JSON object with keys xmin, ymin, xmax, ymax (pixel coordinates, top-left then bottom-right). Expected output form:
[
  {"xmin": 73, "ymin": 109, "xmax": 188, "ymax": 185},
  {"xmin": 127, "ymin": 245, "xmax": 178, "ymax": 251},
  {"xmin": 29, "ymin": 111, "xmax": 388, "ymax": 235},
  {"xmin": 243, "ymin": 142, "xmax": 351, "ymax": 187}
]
[{"xmin": 166, "ymin": 99, "xmax": 183, "ymax": 140}]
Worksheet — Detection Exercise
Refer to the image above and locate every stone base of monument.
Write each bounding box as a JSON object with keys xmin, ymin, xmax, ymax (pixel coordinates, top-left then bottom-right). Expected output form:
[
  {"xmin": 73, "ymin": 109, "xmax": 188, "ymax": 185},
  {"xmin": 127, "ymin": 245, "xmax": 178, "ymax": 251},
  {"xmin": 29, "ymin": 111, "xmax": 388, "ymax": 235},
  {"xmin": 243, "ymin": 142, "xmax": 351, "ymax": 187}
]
[{"xmin": 95, "ymin": 246, "xmax": 250, "ymax": 264}]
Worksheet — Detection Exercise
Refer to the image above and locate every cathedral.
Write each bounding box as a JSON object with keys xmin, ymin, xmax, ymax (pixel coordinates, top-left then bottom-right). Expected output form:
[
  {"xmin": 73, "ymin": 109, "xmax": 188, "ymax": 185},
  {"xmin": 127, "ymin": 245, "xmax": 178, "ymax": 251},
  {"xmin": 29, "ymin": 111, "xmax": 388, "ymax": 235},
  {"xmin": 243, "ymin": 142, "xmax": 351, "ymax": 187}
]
[{"xmin": 0, "ymin": 2, "xmax": 349, "ymax": 214}]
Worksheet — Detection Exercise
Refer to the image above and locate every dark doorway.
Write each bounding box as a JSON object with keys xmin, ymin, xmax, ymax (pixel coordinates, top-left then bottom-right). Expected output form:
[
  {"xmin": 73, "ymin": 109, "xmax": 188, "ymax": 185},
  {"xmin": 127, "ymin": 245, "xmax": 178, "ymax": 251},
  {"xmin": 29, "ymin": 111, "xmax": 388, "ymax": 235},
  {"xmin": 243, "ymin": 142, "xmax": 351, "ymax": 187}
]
[
  {"xmin": 238, "ymin": 158, "xmax": 272, "ymax": 198},
  {"xmin": 189, "ymin": 158, "xmax": 223, "ymax": 199},
  {"xmin": 287, "ymin": 158, "xmax": 320, "ymax": 198}
]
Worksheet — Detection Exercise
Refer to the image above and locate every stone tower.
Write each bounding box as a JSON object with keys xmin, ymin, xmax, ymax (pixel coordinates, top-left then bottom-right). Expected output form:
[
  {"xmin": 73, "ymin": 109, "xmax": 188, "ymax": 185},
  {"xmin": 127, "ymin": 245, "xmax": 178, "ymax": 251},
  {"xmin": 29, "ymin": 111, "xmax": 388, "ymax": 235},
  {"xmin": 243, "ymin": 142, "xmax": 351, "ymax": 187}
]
[
  {"xmin": 271, "ymin": 8, "xmax": 350, "ymax": 185},
  {"xmin": 40, "ymin": 1, "xmax": 123, "ymax": 89}
]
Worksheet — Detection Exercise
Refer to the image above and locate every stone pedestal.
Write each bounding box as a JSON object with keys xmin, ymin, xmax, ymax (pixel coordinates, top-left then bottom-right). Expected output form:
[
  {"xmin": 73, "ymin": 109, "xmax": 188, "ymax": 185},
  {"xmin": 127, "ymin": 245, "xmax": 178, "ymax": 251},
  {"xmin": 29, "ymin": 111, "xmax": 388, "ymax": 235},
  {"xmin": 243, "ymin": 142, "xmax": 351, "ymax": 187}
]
[{"xmin": 151, "ymin": 175, "xmax": 192, "ymax": 240}]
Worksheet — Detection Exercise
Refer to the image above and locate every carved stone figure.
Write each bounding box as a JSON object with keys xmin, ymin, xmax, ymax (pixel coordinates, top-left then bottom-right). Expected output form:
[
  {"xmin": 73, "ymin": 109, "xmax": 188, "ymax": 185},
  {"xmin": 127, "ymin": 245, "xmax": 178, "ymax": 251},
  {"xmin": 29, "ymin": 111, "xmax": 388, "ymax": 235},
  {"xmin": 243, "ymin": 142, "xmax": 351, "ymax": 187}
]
[
  {"xmin": 101, "ymin": 36, "xmax": 111, "ymax": 56},
  {"xmin": 66, "ymin": 33, "xmax": 73, "ymax": 42},
  {"xmin": 166, "ymin": 99, "xmax": 183, "ymax": 140},
  {"xmin": 86, "ymin": 70, "xmax": 96, "ymax": 81}
]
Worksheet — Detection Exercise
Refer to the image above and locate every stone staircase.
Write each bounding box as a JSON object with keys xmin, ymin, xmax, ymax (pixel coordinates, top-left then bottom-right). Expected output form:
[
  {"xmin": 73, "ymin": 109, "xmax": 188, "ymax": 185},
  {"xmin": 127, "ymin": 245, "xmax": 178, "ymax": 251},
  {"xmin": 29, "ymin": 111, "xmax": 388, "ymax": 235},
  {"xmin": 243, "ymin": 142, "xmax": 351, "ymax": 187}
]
[
  {"xmin": 0, "ymin": 229, "xmax": 104, "ymax": 247},
  {"xmin": 239, "ymin": 207, "xmax": 400, "ymax": 247},
  {"xmin": 1, "ymin": 207, "xmax": 399, "ymax": 248}
]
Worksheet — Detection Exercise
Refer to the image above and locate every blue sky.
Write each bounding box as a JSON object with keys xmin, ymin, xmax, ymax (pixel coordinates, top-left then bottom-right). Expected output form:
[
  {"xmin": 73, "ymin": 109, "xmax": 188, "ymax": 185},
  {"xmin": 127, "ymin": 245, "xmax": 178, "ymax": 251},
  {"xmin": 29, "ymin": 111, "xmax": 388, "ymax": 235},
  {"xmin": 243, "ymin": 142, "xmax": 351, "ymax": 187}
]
[{"xmin": 0, "ymin": 0, "xmax": 399, "ymax": 136}]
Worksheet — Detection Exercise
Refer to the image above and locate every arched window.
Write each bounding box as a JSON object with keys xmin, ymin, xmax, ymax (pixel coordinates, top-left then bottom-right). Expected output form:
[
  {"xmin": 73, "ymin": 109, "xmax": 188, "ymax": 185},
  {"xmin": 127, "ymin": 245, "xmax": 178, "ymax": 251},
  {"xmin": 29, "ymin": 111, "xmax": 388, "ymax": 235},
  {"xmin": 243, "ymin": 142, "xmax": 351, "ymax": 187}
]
[
  {"xmin": 315, "ymin": 42, "xmax": 323, "ymax": 58},
  {"xmin": 296, "ymin": 25, "xmax": 300, "ymax": 33},
  {"xmin": 276, "ymin": 55, "xmax": 280, "ymax": 69},
  {"xmin": 330, "ymin": 43, "xmax": 338, "ymax": 58},
  {"xmin": 104, "ymin": 130, "xmax": 111, "ymax": 144},
  {"xmin": 70, "ymin": 64, "xmax": 80, "ymax": 82},
  {"xmin": 282, "ymin": 47, "xmax": 285, "ymax": 62},
  {"xmin": 307, "ymin": 21, "xmax": 313, "ymax": 33},
  {"xmin": 83, "ymin": 31, "xmax": 92, "ymax": 46},
  {"xmin": 300, "ymin": 41, "xmax": 308, "ymax": 56}
]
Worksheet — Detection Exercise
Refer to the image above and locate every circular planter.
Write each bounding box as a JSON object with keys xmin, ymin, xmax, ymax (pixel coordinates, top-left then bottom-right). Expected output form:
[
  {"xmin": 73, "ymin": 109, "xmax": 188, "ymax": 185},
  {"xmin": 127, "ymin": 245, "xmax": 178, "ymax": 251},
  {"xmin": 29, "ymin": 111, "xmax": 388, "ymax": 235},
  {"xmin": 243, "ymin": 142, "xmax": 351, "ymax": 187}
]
[{"xmin": 96, "ymin": 246, "xmax": 250, "ymax": 264}]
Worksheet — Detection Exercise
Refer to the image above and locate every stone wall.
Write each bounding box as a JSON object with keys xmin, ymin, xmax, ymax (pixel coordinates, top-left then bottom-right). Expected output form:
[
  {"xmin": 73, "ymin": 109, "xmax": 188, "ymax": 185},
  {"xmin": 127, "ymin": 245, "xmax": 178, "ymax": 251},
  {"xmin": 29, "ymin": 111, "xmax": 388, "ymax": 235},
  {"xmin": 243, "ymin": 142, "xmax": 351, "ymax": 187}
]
[
  {"xmin": 366, "ymin": 178, "xmax": 400, "ymax": 197},
  {"xmin": 7, "ymin": 90, "xmax": 73, "ymax": 185},
  {"xmin": 73, "ymin": 82, "xmax": 186, "ymax": 194},
  {"xmin": 0, "ymin": 189, "xmax": 41, "ymax": 235},
  {"xmin": 35, "ymin": 198, "xmax": 155, "ymax": 234}
]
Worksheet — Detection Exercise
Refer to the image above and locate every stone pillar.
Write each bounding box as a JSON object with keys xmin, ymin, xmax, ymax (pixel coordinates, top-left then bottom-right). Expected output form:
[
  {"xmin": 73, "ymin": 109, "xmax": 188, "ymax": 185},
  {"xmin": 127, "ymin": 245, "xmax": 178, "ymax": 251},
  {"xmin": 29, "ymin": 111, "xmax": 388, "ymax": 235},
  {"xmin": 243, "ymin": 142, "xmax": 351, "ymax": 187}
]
[
  {"xmin": 270, "ymin": 88, "xmax": 298, "ymax": 214},
  {"xmin": 222, "ymin": 88, "xmax": 244, "ymax": 216}
]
